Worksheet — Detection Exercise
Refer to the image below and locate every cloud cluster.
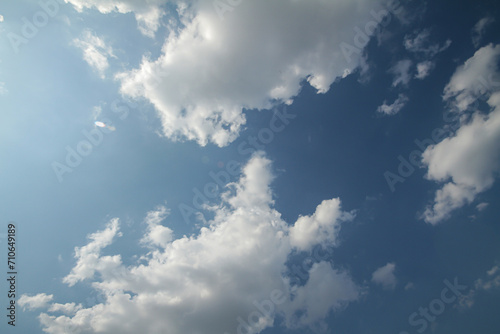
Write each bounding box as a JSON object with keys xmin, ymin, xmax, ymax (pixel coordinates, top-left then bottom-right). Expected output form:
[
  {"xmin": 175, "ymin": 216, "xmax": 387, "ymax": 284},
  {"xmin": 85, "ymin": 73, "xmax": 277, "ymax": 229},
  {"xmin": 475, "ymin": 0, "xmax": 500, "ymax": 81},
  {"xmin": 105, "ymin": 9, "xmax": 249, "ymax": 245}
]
[
  {"xmin": 116, "ymin": 0, "xmax": 389, "ymax": 146},
  {"xmin": 421, "ymin": 44, "xmax": 500, "ymax": 224},
  {"xmin": 458, "ymin": 264, "xmax": 500, "ymax": 310},
  {"xmin": 24, "ymin": 152, "xmax": 360, "ymax": 334},
  {"xmin": 376, "ymin": 26, "xmax": 451, "ymax": 115}
]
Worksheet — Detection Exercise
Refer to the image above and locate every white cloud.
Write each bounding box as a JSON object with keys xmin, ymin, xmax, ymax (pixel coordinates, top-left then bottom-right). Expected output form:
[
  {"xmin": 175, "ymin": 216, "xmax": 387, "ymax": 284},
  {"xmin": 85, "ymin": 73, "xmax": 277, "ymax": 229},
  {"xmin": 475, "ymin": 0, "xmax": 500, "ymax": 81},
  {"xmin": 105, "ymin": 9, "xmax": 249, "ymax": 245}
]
[
  {"xmin": 0, "ymin": 14, "xmax": 4, "ymax": 22},
  {"xmin": 404, "ymin": 282, "xmax": 415, "ymax": 290},
  {"xmin": 48, "ymin": 303, "xmax": 83, "ymax": 316},
  {"xmin": 389, "ymin": 59, "xmax": 412, "ymax": 87},
  {"xmin": 73, "ymin": 30, "xmax": 115, "ymax": 79},
  {"xmin": 64, "ymin": 0, "xmax": 165, "ymax": 37},
  {"xmin": 26, "ymin": 152, "xmax": 360, "ymax": 334},
  {"xmin": 421, "ymin": 44, "xmax": 500, "ymax": 224},
  {"xmin": 18, "ymin": 293, "xmax": 54, "ymax": 311},
  {"xmin": 371, "ymin": 262, "xmax": 397, "ymax": 290},
  {"xmin": 422, "ymin": 92, "xmax": 500, "ymax": 224},
  {"xmin": 476, "ymin": 202, "xmax": 489, "ymax": 212},
  {"xmin": 415, "ymin": 60, "xmax": 434, "ymax": 79},
  {"xmin": 117, "ymin": 0, "xmax": 390, "ymax": 146},
  {"xmin": 472, "ymin": 17, "xmax": 495, "ymax": 49},
  {"xmin": 140, "ymin": 205, "xmax": 173, "ymax": 248},
  {"xmin": 458, "ymin": 264, "xmax": 500, "ymax": 310},
  {"xmin": 377, "ymin": 93, "xmax": 409, "ymax": 115},
  {"xmin": 443, "ymin": 44, "xmax": 500, "ymax": 112},
  {"xmin": 289, "ymin": 198, "xmax": 355, "ymax": 252},
  {"xmin": 282, "ymin": 262, "xmax": 360, "ymax": 329},
  {"xmin": 404, "ymin": 29, "xmax": 451, "ymax": 57},
  {"xmin": 62, "ymin": 218, "xmax": 123, "ymax": 286}
]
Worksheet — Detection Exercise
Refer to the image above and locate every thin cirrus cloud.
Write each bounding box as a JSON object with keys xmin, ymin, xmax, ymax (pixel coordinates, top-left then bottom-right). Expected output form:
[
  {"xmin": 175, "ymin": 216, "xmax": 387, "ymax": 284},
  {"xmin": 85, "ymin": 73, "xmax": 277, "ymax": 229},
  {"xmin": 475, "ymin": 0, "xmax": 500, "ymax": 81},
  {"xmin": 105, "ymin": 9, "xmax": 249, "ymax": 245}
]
[
  {"xmin": 471, "ymin": 16, "xmax": 495, "ymax": 49},
  {"xmin": 114, "ymin": 0, "xmax": 392, "ymax": 147},
  {"xmin": 73, "ymin": 29, "xmax": 116, "ymax": 79},
  {"xmin": 421, "ymin": 44, "xmax": 500, "ymax": 224},
  {"xmin": 22, "ymin": 152, "xmax": 361, "ymax": 334},
  {"xmin": 404, "ymin": 28, "xmax": 451, "ymax": 58},
  {"xmin": 389, "ymin": 59, "xmax": 413, "ymax": 87}
]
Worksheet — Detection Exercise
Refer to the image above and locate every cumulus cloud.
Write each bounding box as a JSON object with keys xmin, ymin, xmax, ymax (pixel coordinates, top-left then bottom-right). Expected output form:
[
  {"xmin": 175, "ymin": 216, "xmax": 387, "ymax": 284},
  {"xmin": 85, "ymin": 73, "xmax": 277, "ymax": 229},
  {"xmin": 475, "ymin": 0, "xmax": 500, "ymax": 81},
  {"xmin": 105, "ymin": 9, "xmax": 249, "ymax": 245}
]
[
  {"xmin": 404, "ymin": 29, "xmax": 451, "ymax": 57},
  {"xmin": 289, "ymin": 198, "xmax": 355, "ymax": 252},
  {"xmin": 18, "ymin": 293, "xmax": 54, "ymax": 311},
  {"xmin": 117, "ymin": 0, "xmax": 390, "ymax": 146},
  {"xmin": 443, "ymin": 44, "xmax": 500, "ymax": 112},
  {"xmin": 64, "ymin": 0, "xmax": 165, "ymax": 37},
  {"xmin": 73, "ymin": 30, "xmax": 116, "ymax": 79},
  {"xmin": 389, "ymin": 59, "xmax": 413, "ymax": 87},
  {"xmin": 24, "ymin": 152, "xmax": 360, "ymax": 334},
  {"xmin": 377, "ymin": 93, "xmax": 409, "ymax": 115},
  {"xmin": 472, "ymin": 17, "xmax": 495, "ymax": 49},
  {"xmin": 422, "ymin": 92, "xmax": 500, "ymax": 224},
  {"xmin": 140, "ymin": 205, "xmax": 173, "ymax": 248},
  {"xmin": 48, "ymin": 303, "xmax": 83, "ymax": 316},
  {"xmin": 421, "ymin": 44, "xmax": 500, "ymax": 224},
  {"xmin": 371, "ymin": 262, "xmax": 397, "ymax": 290},
  {"xmin": 415, "ymin": 60, "xmax": 434, "ymax": 79}
]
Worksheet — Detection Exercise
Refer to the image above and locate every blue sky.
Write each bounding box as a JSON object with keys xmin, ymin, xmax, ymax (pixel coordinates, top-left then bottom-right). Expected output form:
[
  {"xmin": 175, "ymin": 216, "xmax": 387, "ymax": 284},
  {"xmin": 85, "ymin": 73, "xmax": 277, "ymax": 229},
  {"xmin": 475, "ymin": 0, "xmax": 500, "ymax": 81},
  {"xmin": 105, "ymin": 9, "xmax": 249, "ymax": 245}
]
[{"xmin": 1, "ymin": 0, "xmax": 500, "ymax": 333}]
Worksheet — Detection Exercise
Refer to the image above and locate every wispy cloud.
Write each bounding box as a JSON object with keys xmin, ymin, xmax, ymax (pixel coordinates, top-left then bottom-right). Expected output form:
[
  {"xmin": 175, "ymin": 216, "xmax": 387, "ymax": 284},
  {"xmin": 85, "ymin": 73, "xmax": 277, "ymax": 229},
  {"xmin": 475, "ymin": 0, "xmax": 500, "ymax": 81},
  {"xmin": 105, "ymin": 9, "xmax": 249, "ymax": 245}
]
[
  {"xmin": 415, "ymin": 60, "xmax": 434, "ymax": 80},
  {"xmin": 389, "ymin": 59, "xmax": 413, "ymax": 87},
  {"xmin": 472, "ymin": 17, "xmax": 495, "ymax": 49},
  {"xmin": 457, "ymin": 264, "xmax": 500, "ymax": 310},
  {"xmin": 64, "ymin": 0, "xmax": 164, "ymax": 37},
  {"xmin": 73, "ymin": 30, "xmax": 115, "ymax": 79},
  {"xmin": 404, "ymin": 29, "xmax": 451, "ymax": 57},
  {"xmin": 377, "ymin": 93, "xmax": 409, "ymax": 115}
]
